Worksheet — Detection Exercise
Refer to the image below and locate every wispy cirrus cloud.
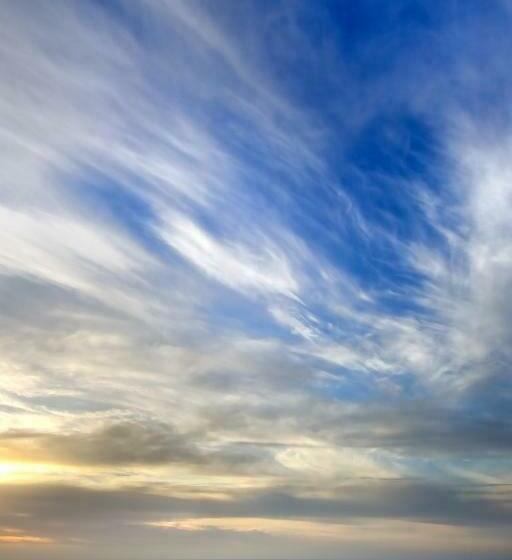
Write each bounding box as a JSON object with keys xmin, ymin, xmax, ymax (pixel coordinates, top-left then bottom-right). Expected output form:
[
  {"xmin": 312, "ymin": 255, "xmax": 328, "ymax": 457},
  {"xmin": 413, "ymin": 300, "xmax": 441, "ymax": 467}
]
[{"xmin": 0, "ymin": 0, "xmax": 512, "ymax": 558}]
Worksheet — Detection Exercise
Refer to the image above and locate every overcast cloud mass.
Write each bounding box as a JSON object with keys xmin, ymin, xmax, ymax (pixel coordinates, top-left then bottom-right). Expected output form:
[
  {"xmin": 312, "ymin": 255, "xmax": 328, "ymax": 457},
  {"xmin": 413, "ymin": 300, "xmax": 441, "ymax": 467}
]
[{"xmin": 0, "ymin": 1, "xmax": 511, "ymax": 559}]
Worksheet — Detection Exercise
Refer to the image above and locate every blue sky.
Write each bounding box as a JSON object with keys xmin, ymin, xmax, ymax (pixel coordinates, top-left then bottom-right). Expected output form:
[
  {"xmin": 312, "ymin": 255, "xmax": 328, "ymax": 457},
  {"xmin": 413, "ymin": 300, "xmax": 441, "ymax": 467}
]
[{"xmin": 0, "ymin": 1, "xmax": 511, "ymax": 559}]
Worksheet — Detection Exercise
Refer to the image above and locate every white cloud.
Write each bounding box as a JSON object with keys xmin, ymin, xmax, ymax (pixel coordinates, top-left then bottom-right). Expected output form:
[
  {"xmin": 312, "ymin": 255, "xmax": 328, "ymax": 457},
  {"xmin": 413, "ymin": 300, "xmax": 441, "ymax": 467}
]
[{"xmin": 159, "ymin": 212, "xmax": 302, "ymax": 299}]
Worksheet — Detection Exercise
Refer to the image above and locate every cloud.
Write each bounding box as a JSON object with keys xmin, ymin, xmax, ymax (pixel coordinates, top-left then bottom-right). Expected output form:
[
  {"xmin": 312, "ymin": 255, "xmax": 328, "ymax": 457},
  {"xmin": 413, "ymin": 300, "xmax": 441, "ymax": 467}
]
[
  {"xmin": 0, "ymin": 480, "xmax": 509, "ymax": 560},
  {"xmin": 0, "ymin": 421, "xmax": 202, "ymax": 466},
  {"xmin": 159, "ymin": 212, "xmax": 302, "ymax": 300},
  {"xmin": 1, "ymin": 0, "xmax": 512, "ymax": 558}
]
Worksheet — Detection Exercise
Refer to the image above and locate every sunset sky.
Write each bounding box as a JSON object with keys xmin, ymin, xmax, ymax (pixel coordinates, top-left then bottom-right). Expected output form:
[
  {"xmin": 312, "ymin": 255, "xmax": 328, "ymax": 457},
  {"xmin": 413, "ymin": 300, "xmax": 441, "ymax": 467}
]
[{"xmin": 0, "ymin": 1, "xmax": 511, "ymax": 559}]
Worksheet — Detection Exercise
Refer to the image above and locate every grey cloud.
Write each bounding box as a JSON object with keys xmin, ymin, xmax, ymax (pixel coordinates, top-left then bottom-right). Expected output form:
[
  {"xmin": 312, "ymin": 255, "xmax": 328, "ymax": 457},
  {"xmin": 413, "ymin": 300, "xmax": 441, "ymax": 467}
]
[
  {"xmin": 0, "ymin": 479, "xmax": 510, "ymax": 532},
  {"xmin": 0, "ymin": 421, "xmax": 201, "ymax": 466},
  {"xmin": 324, "ymin": 401, "xmax": 512, "ymax": 456},
  {"xmin": 197, "ymin": 392, "xmax": 512, "ymax": 459},
  {"xmin": 0, "ymin": 420, "xmax": 278, "ymax": 473}
]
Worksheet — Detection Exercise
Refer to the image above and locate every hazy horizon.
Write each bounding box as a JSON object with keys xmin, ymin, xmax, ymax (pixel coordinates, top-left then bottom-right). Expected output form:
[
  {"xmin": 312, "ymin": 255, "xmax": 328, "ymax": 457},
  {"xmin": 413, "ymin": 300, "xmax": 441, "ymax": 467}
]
[{"xmin": 0, "ymin": 1, "xmax": 511, "ymax": 559}]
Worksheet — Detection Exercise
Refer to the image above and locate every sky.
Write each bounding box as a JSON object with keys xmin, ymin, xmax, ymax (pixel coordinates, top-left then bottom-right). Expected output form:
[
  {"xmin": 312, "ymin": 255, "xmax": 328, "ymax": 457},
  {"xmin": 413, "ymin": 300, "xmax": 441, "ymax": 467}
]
[{"xmin": 0, "ymin": 0, "xmax": 511, "ymax": 559}]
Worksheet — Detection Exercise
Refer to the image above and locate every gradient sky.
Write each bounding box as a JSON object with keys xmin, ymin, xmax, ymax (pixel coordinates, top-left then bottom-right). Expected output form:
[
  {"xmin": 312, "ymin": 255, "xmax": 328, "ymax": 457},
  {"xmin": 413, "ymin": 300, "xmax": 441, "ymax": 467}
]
[{"xmin": 0, "ymin": 1, "xmax": 511, "ymax": 559}]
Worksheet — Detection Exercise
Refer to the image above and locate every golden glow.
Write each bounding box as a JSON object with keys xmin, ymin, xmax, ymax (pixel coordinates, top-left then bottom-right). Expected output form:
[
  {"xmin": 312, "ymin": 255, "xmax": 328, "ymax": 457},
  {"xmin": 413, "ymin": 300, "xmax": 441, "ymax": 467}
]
[
  {"xmin": 146, "ymin": 517, "xmax": 512, "ymax": 553},
  {"xmin": 148, "ymin": 517, "xmax": 349, "ymax": 539},
  {"xmin": 0, "ymin": 535, "xmax": 52, "ymax": 544},
  {"xmin": 0, "ymin": 462, "xmax": 63, "ymax": 482}
]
